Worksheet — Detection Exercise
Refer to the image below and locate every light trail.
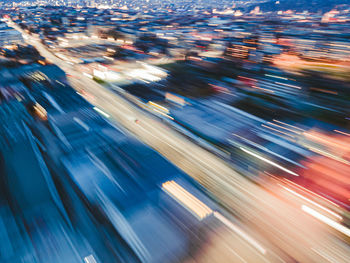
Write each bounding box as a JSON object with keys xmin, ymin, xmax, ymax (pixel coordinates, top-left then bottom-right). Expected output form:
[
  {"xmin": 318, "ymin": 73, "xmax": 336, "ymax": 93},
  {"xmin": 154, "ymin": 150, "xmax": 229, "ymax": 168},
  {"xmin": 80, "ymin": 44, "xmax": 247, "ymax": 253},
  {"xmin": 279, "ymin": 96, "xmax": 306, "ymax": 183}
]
[
  {"xmin": 240, "ymin": 147, "xmax": 299, "ymax": 176},
  {"xmin": 93, "ymin": 106, "xmax": 110, "ymax": 118},
  {"xmin": 280, "ymin": 185, "xmax": 342, "ymax": 221},
  {"xmin": 302, "ymin": 205, "xmax": 350, "ymax": 237},
  {"xmin": 213, "ymin": 212, "xmax": 267, "ymax": 255}
]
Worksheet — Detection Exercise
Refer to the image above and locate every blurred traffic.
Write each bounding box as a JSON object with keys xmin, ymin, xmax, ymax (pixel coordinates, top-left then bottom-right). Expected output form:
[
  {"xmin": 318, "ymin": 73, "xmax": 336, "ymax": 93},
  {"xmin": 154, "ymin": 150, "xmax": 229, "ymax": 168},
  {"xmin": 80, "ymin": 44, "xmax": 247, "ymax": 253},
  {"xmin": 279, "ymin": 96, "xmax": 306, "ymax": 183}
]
[{"xmin": 0, "ymin": 1, "xmax": 350, "ymax": 263}]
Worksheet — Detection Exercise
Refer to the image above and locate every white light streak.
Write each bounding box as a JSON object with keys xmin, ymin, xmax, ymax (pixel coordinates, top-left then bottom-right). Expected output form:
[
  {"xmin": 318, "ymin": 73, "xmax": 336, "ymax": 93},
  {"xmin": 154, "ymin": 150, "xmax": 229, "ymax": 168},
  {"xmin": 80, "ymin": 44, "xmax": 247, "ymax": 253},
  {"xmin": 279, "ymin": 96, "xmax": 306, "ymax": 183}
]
[
  {"xmin": 214, "ymin": 212, "xmax": 266, "ymax": 255},
  {"xmin": 281, "ymin": 186, "xmax": 342, "ymax": 221},
  {"xmin": 93, "ymin": 107, "xmax": 110, "ymax": 118},
  {"xmin": 302, "ymin": 205, "xmax": 350, "ymax": 237},
  {"xmin": 240, "ymin": 147, "xmax": 299, "ymax": 176}
]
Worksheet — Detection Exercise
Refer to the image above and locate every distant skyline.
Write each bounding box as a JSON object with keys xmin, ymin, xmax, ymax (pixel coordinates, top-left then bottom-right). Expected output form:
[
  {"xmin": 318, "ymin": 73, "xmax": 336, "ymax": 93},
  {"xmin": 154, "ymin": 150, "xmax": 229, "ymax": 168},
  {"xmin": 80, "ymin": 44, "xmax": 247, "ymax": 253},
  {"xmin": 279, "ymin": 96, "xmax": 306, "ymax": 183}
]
[{"xmin": 2, "ymin": 0, "xmax": 350, "ymax": 13}]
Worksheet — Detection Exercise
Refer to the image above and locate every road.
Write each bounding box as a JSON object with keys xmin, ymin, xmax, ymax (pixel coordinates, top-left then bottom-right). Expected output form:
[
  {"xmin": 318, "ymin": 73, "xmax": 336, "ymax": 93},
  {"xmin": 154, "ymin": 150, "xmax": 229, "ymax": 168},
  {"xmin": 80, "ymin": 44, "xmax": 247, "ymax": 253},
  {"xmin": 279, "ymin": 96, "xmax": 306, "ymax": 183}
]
[{"xmin": 10, "ymin": 21, "xmax": 350, "ymax": 263}]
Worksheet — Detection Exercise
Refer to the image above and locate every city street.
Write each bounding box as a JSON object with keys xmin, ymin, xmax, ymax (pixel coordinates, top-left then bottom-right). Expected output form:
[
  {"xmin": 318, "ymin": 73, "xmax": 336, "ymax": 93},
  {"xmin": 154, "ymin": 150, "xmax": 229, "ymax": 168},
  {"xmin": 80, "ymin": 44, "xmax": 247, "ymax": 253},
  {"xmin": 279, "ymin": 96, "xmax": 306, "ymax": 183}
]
[{"xmin": 9, "ymin": 20, "xmax": 350, "ymax": 263}]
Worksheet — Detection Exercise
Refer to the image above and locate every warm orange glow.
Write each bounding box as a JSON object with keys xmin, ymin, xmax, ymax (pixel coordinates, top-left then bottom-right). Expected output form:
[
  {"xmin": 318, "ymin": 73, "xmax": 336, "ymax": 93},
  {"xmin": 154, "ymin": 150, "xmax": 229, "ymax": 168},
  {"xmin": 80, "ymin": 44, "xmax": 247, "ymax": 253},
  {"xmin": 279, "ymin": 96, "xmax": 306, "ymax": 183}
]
[{"xmin": 162, "ymin": 180, "xmax": 213, "ymax": 220}]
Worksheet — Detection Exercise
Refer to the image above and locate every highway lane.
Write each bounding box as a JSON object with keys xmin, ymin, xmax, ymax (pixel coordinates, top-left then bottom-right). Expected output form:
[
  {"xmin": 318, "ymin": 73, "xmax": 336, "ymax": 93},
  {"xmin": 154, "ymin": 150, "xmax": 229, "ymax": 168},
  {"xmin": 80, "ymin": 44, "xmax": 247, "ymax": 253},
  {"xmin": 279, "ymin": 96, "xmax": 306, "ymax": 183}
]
[
  {"xmin": 11, "ymin": 21, "xmax": 350, "ymax": 263},
  {"xmin": 74, "ymin": 79, "xmax": 350, "ymax": 263}
]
